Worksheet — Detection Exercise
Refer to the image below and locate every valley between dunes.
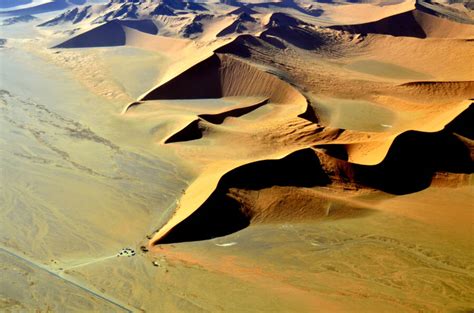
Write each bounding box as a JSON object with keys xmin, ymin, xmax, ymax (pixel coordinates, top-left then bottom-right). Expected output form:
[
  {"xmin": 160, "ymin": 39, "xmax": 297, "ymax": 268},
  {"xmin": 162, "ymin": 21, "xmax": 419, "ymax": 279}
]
[{"xmin": 1, "ymin": 0, "xmax": 473, "ymax": 311}]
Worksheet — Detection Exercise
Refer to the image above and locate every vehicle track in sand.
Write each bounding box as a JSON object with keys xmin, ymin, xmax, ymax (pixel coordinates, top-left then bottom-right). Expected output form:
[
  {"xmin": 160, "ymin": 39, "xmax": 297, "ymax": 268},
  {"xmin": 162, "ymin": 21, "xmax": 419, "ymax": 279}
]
[{"xmin": 0, "ymin": 246, "xmax": 136, "ymax": 313}]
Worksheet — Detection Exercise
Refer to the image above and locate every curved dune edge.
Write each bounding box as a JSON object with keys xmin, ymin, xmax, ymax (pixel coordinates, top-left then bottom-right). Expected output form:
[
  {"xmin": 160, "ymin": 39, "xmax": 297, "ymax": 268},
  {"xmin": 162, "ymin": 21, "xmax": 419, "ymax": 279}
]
[
  {"xmin": 398, "ymin": 81, "xmax": 474, "ymax": 99},
  {"xmin": 345, "ymin": 100, "xmax": 472, "ymax": 165},
  {"xmin": 130, "ymin": 35, "xmax": 473, "ymax": 244},
  {"xmin": 153, "ymin": 128, "xmax": 473, "ymax": 244},
  {"xmin": 52, "ymin": 19, "xmax": 160, "ymax": 49},
  {"xmin": 149, "ymin": 103, "xmax": 472, "ymax": 245},
  {"xmin": 329, "ymin": 8, "xmax": 474, "ymax": 39},
  {"xmin": 162, "ymin": 98, "xmax": 269, "ymax": 144},
  {"xmin": 149, "ymin": 150, "xmax": 317, "ymax": 245},
  {"xmin": 119, "ymin": 31, "xmax": 474, "ymax": 245},
  {"xmin": 139, "ymin": 52, "xmax": 308, "ymax": 106}
]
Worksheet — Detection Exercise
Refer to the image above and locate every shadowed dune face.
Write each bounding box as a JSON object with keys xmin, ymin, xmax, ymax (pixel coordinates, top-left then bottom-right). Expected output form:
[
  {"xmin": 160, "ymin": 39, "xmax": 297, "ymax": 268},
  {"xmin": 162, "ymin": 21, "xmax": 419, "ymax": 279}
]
[
  {"xmin": 198, "ymin": 98, "xmax": 268, "ymax": 124},
  {"xmin": 140, "ymin": 53, "xmax": 307, "ymax": 105},
  {"xmin": 119, "ymin": 19, "xmax": 158, "ymax": 35},
  {"xmin": 163, "ymin": 119, "xmax": 204, "ymax": 143},
  {"xmin": 330, "ymin": 9, "xmax": 428, "ymax": 38},
  {"xmin": 2, "ymin": 1, "xmax": 474, "ymax": 311},
  {"xmin": 446, "ymin": 102, "xmax": 474, "ymax": 139},
  {"xmin": 138, "ymin": 30, "xmax": 472, "ymax": 244},
  {"xmin": 162, "ymin": 99, "xmax": 270, "ymax": 144},
  {"xmin": 365, "ymin": 129, "xmax": 473, "ymax": 192},
  {"xmin": 261, "ymin": 25, "xmax": 326, "ymax": 50},
  {"xmin": 53, "ymin": 19, "xmax": 159, "ymax": 48},
  {"xmin": 329, "ymin": 9, "xmax": 474, "ymax": 38},
  {"xmin": 54, "ymin": 20, "xmax": 127, "ymax": 48},
  {"xmin": 328, "ymin": 135, "xmax": 472, "ymax": 194},
  {"xmin": 155, "ymin": 149, "xmax": 330, "ymax": 244},
  {"xmin": 258, "ymin": 12, "xmax": 332, "ymax": 50},
  {"xmin": 316, "ymin": 105, "xmax": 474, "ymax": 193},
  {"xmin": 154, "ymin": 111, "xmax": 474, "ymax": 243}
]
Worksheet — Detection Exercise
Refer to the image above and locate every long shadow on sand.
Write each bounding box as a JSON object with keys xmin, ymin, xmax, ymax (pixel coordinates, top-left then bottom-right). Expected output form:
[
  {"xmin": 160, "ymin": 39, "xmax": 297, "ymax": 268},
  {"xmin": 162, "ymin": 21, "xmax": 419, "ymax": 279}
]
[
  {"xmin": 324, "ymin": 105, "xmax": 474, "ymax": 194},
  {"xmin": 156, "ymin": 106, "xmax": 473, "ymax": 243},
  {"xmin": 157, "ymin": 149, "xmax": 330, "ymax": 244}
]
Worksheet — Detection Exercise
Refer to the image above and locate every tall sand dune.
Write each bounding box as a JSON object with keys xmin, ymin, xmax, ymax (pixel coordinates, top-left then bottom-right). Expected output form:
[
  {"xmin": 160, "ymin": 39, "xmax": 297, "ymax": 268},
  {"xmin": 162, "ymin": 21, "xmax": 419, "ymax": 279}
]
[
  {"xmin": 4, "ymin": 0, "xmax": 474, "ymax": 311},
  {"xmin": 398, "ymin": 81, "xmax": 474, "ymax": 98},
  {"xmin": 330, "ymin": 9, "xmax": 474, "ymax": 38},
  {"xmin": 53, "ymin": 19, "xmax": 159, "ymax": 48},
  {"xmin": 140, "ymin": 76, "xmax": 471, "ymax": 244},
  {"xmin": 140, "ymin": 53, "xmax": 308, "ymax": 105},
  {"xmin": 54, "ymin": 19, "xmax": 127, "ymax": 48},
  {"xmin": 114, "ymin": 19, "xmax": 474, "ymax": 245},
  {"xmin": 0, "ymin": 0, "xmax": 70, "ymax": 16},
  {"xmin": 153, "ymin": 108, "xmax": 473, "ymax": 243}
]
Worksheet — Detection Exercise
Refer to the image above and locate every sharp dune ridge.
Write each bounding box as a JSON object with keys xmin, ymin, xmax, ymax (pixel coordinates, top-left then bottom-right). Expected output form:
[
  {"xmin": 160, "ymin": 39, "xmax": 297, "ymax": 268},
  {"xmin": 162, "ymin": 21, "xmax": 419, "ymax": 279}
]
[
  {"xmin": 139, "ymin": 53, "xmax": 308, "ymax": 105},
  {"xmin": 152, "ymin": 123, "xmax": 474, "ymax": 244},
  {"xmin": 159, "ymin": 98, "xmax": 270, "ymax": 143},
  {"xmin": 329, "ymin": 8, "xmax": 474, "ymax": 38},
  {"xmin": 108, "ymin": 5, "xmax": 474, "ymax": 244},
  {"xmin": 52, "ymin": 19, "xmax": 159, "ymax": 48},
  {"xmin": 3, "ymin": 0, "xmax": 474, "ymax": 310},
  {"xmin": 131, "ymin": 48, "xmax": 472, "ymax": 244},
  {"xmin": 148, "ymin": 103, "xmax": 472, "ymax": 244},
  {"xmin": 398, "ymin": 80, "xmax": 474, "ymax": 98},
  {"xmin": 38, "ymin": 0, "xmax": 473, "ymax": 246}
]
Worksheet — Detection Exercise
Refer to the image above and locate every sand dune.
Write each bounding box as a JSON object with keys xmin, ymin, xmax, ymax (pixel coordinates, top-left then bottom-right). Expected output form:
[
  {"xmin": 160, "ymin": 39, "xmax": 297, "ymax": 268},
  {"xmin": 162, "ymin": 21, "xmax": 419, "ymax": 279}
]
[
  {"xmin": 53, "ymin": 19, "xmax": 158, "ymax": 48},
  {"xmin": 53, "ymin": 19, "xmax": 127, "ymax": 48},
  {"xmin": 111, "ymin": 12, "xmax": 474, "ymax": 245},
  {"xmin": 216, "ymin": 12, "xmax": 257, "ymax": 37},
  {"xmin": 161, "ymin": 99, "xmax": 269, "ymax": 143},
  {"xmin": 330, "ymin": 8, "xmax": 474, "ymax": 38},
  {"xmin": 0, "ymin": 0, "xmax": 72, "ymax": 16},
  {"xmin": 140, "ymin": 53, "xmax": 308, "ymax": 105},
  {"xmin": 151, "ymin": 101, "xmax": 474, "ymax": 244},
  {"xmin": 37, "ymin": 5, "xmax": 93, "ymax": 26},
  {"xmin": 145, "ymin": 97, "xmax": 471, "ymax": 243},
  {"xmin": 398, "ymin": 81, "xmax": 474, "ymax": 98},
  {"xmin": 3, "ymin": 0, "xmax": 474, "ymax": 311},
  {"xmin": 141, "ymin": 95, "xmax": 470, "ymax": 244},
  {"xmin": 151, "ymin": 101, "xmax": 472, "ymax": 243},
  {"xmin": 153, "ymin": 118, "xmax": 474, "ymax": 243}
]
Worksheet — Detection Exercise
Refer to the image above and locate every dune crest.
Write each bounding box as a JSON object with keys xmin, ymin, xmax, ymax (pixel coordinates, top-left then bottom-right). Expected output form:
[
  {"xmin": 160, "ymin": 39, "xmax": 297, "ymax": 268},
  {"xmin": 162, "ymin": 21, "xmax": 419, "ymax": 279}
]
[
  {"xmin": 150, "ymin": 103, "xmax": 472, "ymax": 244},
  {"xmin": 40, "ymin": 0, "xmax": 473, "ymax": 247},
  {"xmin": 53, "ymin": 19, "xmax": 159, "ymax": 48},
  {"xmin": 116, "ymin": 25, "xmax": 474, "ymax": 245},
  {"xmin": 329, "ymin": 8, "xmax": 474, "ymax": 39},
  {"xmin": 144, "ymin": 101, "xmax": 471, "ymax": 244},
  {"xmin": 139, "ymin": 53, "xmax": 308, "ymax": 106}
]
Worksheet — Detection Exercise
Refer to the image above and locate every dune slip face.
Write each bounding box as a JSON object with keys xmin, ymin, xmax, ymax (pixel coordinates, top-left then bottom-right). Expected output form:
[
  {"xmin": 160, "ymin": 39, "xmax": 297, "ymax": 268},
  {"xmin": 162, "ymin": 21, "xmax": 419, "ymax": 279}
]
[
  {"xmin": 2, "ymin": 0, "xmax": 474, "ymax": 311},
  {"xmin": 122, "ymin": 32, "xmax": 473, "ymax": 246}
]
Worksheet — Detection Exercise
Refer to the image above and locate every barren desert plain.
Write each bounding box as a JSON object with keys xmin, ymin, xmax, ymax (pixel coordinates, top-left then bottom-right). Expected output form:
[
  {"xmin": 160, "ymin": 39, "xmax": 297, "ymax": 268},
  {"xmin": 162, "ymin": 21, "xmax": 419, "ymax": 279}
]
[{"xmin": 0, "ymin": 0, "xmax": 473, "ymax": 311}]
